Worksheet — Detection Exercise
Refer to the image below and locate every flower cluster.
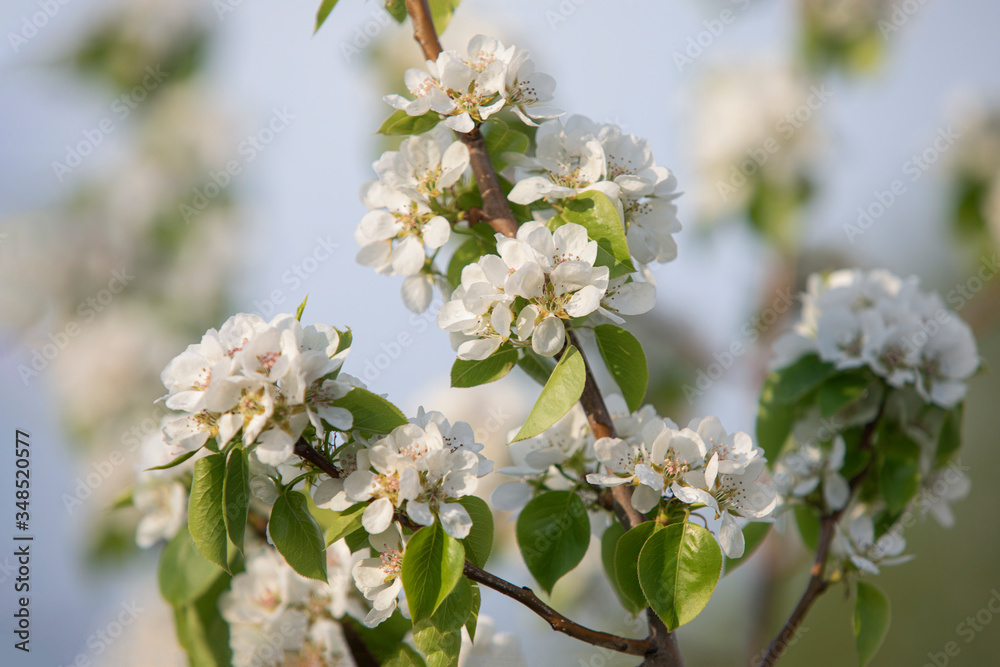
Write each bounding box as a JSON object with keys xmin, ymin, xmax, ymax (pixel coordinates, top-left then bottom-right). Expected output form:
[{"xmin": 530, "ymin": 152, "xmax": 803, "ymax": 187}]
[
  {"xmin": 159, "ymin": 313, "xmax": 360, "ymax": 466},
  {"xmin": 506, "ymin": 115, "xmax": 682, "ymax": 267},
  {"xmin": 355, "ymin": 128, "xmax": 470, "ymax": 313},
  {"xmin": 220, "ymin": 543, "xmax": 362, "ymax": 667},
  {"xmin": 773, "ymin": 269, "xmax": 980, "ymax": 407},
  {"xmin": 316, "ymin": 413, "xmax": 491, "ymax": 539},
  {"xmin": 438, "ymin": 221, "xmax": 654, "ymax": 359},
  {"xmin": 385, "ymin": 34, "xmax": 557, "ymax": 131},
  {"xmin": 587, "ymin": 416, "xmax": 776, "ymax": 558}
]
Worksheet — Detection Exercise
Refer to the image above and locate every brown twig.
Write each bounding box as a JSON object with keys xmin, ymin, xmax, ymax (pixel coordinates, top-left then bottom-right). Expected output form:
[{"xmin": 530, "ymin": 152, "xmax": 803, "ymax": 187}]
[
  {"xmin": 755, "ymin": 408, "xmax": 883, "ymax": 667},
  {"xmin": 402, "ymin": 0, "xmax": 519, "ymax": 239},
  {"xmin": 464, "ymin": 561, "xmax": 654, "ymax": 656},
  {"xmin": 293, "ymin": 437, "xmax": 340, "ymax": 478},
  {"xmin": 565, "ymin": 329, "xmax": 684, "ymax": 666}
]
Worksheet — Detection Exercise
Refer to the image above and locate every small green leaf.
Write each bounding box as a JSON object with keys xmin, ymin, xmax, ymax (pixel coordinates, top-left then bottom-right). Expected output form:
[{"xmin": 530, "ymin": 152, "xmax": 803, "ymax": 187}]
[
  {"xmin": 594, "ymin": 324, "xmax": 648, "ymax": 412},
  {"xmin": 384, "ymin": 0, "xmax": 407, "ymax": 23},
  {"xmin": 146, "ymin": 447, "xmax": 200, "ymax": 472},
  {"xmin": 466, "ymin": 582, "xmax": 481, "ymax": 641},
  {"xmin": 794, "ymin": 504, "xmax": 820, "ymax": 551},
  {"xmin": 447, "ymin": 237, "xmax": 494, "ymax": 289},
  {"xmin": 638, "ymin": 522, "xmax": 723, "ymax": 631},
  {"xmin": 428, "ymin": 0, "xmax": 461, "ymax": 34},
  {"xmin": 334, "ymin": 387, "xmax": 408, "ymax": 434},
  {"xmin": 295, "ymin": 295, "xmax": 309, "ymax": 321},
  {"xmin": 481, "ymin": 119, "xmax": 530, "ymax": 171},
  {"xmin": 614, "ymin": 521, "xmax": 658, "ymax": 611},
  {"xmin": 768, "ymin": 354, "xmax": 838, "ymax": 405},
  {"xmin": 384, "ymin": 645, "xmax": 428, "ymax": 667},
  {"xmin": 724, "ymin": 522, "xmax": 771, "ymax": 574},
  {"xmin": 935, "ymin": 403, "xmax": 963, "ymax": 466},
  {"xmin": 549, "ymin": 191, "xmax": 636, "ymax": 278},
  {"xmin": 451, "ymin": 348, "xmax": 518, "ymax": 388},
  {"xmin": 457, "ymin": 496, "xmax": 493, "ymax": 568},
  {"xmin": 187, "ymin": 453, "xmax": 229, "ymax": 571},
  {"xmin": 429, "ymin": 576, "xmax": 473, "ymax": 632},
  {"xmin": 854, "ymin": 581, "xmax": 891, "ymax": 666},
  {"xmin": 512, "ymin": 345, "xmax": 586, "ymax": 442},
  {"xmin": 269, "ymin": 490, "xmax": 328, "ymax": 582},
  {"xmin": 323, "ymin": 503, "xmax": 367, "ymax": 547},
  {"xmin": 403, "ymin": 523, "xmax": 465, "ymax": 621},
  {"xmin": 879, "ymin": 424, "xmax": 922, "ymax": 514},
  {"xmin": 379, "ymin": 110, "xmax": 440, "ymax": 136},
  {"xmin": 412, "ymin": 620, "xmax": 462, "ymax": 667},
  {"xmin": 818, "ymin": 370, "xmax": 871, "ymax": 417},
  {"xmin": 172, "ymin": 570, "xmax": 234, "ymax": 667},
  {"xmin": 601, "ymin": 522, "xmax": 642, "ymax": 614},
  {"xmin": 333, "ymin": 326, "xmax": 353, "ymax": 357},
  {"xmin": 314, "ymin": 0, "xmax": 340, "ymax": 33},
  {"xmin": 223, "ymin": 448, "xmax": 250, "ymax": 553},
  {"xmin": 515, "ymin": 491, "xmax": 590, "ymax": 594},
  {"xmin": 517, "ymin": 349, "xmax": 556, "ymax": 386},
  {"xmin": 158, "ymin": 528, "xmax": 226, "ymax": 606}
]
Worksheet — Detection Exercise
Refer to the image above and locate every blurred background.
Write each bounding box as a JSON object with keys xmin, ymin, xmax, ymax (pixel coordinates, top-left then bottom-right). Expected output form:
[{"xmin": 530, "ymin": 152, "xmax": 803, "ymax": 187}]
[{"xmin": 1, "ymin": 0, "xmax": 999, "ymax": 664}]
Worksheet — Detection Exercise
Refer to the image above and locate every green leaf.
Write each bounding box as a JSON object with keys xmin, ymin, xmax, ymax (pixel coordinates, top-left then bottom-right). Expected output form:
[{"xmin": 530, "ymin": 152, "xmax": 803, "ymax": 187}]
[
  {"xmin": 384, "ymin": 0, "xmax": 407, "ymax": 23},
  {"xmin": 724, "ymin": 522, "xmax": 771, "ymax": 574},
  {"xmin": 187, "ymin": 453, "xmax": 229, "ymax": 572},
  {"xmin": 447, "ymin": 237, "xmax": 494, "ymax": 289},
  {"xmin": 638, "ymin": 522, "xmax": 723, "ymax": 631},
  {"xmin": 428, "ymin": 0, "xmax": 461, "ymax": 34},
  {"xmin": 854, "ymin": 581, "xmax": 891, "ymax": 666},
  {"xmin": 935, "ymin": 403, "xmax": 963, "ymax": 466},
  {"xmin": 378, "ymin": 110, "xmax": 440, "ymax": 136},
  {"xmin": 172, "ymin": 570, "xmax": 233, "ymax": 667},
  {"xmin": 413, "ymin": 620, "xmax": 462, "ymax": 667},
  {"xmin": 158, "ymin": 528, "xmax": 226, "ymax": 606},
  {"xmin": 549, "ymin": 191, "xmax": 636, "ymax": 278},
  {"xmin": 794, "ymin": 504, "xmax": 820, "ymax": 551},
  {"xmin": 481, "ymin": 119, "xmax": 530, "ymax": 171},
  {"xmin": 515, "ymin": 491, "xmax": 590, "ymax": 594},
  {"xmin": 614, "ymin": 521, "xmax": 658, "ymax": 611},
  {"xmin": 512, "ymin": 345, "xmax": 586, "ymax": 442},
  {"xmin": 403, "ymin": 523, "xmax": 465, "ymax": 621},
  {"xmin": 429, "ymin": 576, "xmax": 473, "ymax": 631},
  {"xmin": 323, "ymin": 503, "xmax": 367, "ymax": 547},
  {"xmin": 295, "ymin": 294, "xmax": 309, "ymax": 320},
  {"xmin": 146, "ymin": 447, "xmax": 200, "ymax": 472},
  {"xmin": 314, "ymin": 0, "xmax": 339, "ymax": 33},
  {"xmin": 457, "ymin": 496, "xmax": 493, "ymax": 568},
  {"xmin": 451, "ymin": 347, "xmax": 518, "ymax": 388},
  {"xmin": 880, "ymin": 428, "xmax": 921, "ymax": 515},
  {"xmin": 517, "ymin": 349, "xmax": 556, "ymax": 386},
  {"xmin": 818, "ymin": 370, "xmax": 871, "ymax": 417},
  {"xmin": 269, "ymin": 490, "xmax": 328, "ymax": 582},
  {"xmin": 334, "ymin": 326, "xmax": 353, "ymax": 356},
  {"xmin": 768, "ymin": 354, "xmax": 838, "ymax": 405},
  {"xmin": 334, "ymin": 387, "xmax": 408, "ymax": 434},
  {"xmin": 344, "ymin": 612, "xmax": 414, "ymax": 662},
  {"xmin": 384, "ymin": 645, "xmax": 428, "ymax": 667},
  {"xmin": 757, "ymin": 373, "xmax": 799, "ymax": 465},
  {"xmin": 466, "ymin": 582, "xmax": 481, "ymax": 641},
  {"xmin": 594, "ymin": 324, "xmax": 648, "ymax": 412},
  {"xmin": 601, "ymin": 522, "xmax": 642, "ymax": 614},
  {"xmin": 223, "ymin": 447, "xmax": 250, "ymax": 554}
]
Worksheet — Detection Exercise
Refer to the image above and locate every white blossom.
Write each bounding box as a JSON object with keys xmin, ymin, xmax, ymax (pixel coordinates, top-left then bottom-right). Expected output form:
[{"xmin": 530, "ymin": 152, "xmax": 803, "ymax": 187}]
[
  {"xmin": 774, "ymin": 269, "xmax": 979, "ymax": 408},
  {"xmin": 343, "ymin": 420, "xmax": 484, "ymax": 538},
  {"xmin": 159, "ymin": 313, "xmax": 358, "ymax": 467}
]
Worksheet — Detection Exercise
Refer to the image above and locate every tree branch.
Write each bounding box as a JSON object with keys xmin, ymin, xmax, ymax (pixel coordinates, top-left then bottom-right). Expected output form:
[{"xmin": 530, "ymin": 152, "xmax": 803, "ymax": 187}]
[
  {"xmin": 756, "ymin": 408, "xmax": 883, "ymax": 667},
  {"xmin": 402, "ymin": 0, "xmax": 519, "ymax": 238},
  {"xmin": 294, "ymin": 437, "xmax": 340, "ymax": 478},
  {"xmin": 463, "ymin": 561, "xmax": 654, "ymax": 656},
  {"xmin": 564, "ymin": 329, "xmax": 684, "ymax": 666}
]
